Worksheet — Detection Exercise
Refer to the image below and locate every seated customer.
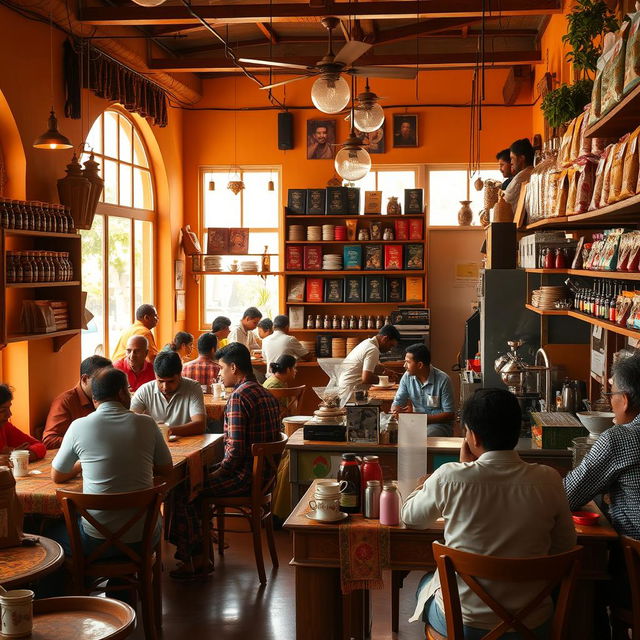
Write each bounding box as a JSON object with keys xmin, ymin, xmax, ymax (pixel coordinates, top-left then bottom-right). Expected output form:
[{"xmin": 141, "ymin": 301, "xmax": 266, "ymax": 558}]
[
  {"xmin": 182, "ymin": 333, "xmax": 220, "ymax": 387},
  {"xmin": 257, "ymin": 318, "xmax": 273, "ymax": 341},
  {"xmin": 402, "ymin": 388, "xmax": 575, "ymax": 637},
  {"xmin": 391, "ymin": 344, "xmax": 455, "ymax": 436},
  {"xmin": 164, "ymin": 331, "xmax": 194, "ymax": 363},
  {"xmin": 51, "ymin": 368, "xmax": 172, "ymax": 555},
  {"xmin": 131, "ymin": 351, "xmax": 206, "ymax": 437},
  {"xmin": 0, "ymin": 384, "xmax": 45, "ymax": 461},
  {"xmin": 263, "ymin": 354, "xmax": 297, "ymax": 409},
  {"xmin": 211, "ymin": 316, "xmax": 231, "ymax": 350},
  {"xmin": 168, "ymin": 343, "xmax": 281, "ymax": 578},
  {"xmin": 261, "ymin": 315, "xmax": 311, "ymax": 371},
  {"xmin": 111, "ymin": 304, "xmax": 159, "ymax": 363},
  {"xmin": 228, "ymin": 307, "xmax": 262, "ymax": 350},
  {"xmin": 43, "ymin": 355, "xmax": 112, "ymax": 449},
  {"xmin": 113, "ymin": 335, "xmax": 155, "ymax": 393}
]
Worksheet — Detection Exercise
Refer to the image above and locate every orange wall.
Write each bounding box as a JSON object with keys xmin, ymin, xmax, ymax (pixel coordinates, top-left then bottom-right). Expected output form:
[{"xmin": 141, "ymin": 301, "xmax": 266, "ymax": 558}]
[{"xmin": 0, "ymin": 4, "xmax": 185, "ymax": 432}]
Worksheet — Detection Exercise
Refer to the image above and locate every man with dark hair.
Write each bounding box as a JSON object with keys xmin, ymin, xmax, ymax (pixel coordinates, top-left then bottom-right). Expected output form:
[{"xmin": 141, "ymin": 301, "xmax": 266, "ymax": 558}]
[
  {"xmin": 402, "ymin": 388, "xmax": 575, "ymax": 636},
  {"xmin": 391, "ymin": 343, "xmax": 455, "ymax": 436},
  {"xmin": 504, "ymin": 138, "xmax": 535, "ymax": 213},
  {"xmin": 211, "ymin": 316, "xmax": 232, "ymax": 349},
  {"xmin": 168, "ymin": 342, "xmax": 281, "ymax": 578},
  {"xmin": 113, "ymin": 335, "xmax": 155, "ymax": 393},
  {"xmin": 51, "ymin": 367, "xmax": 172, "ymax": 554},
  {"xmin": 496, "ymin": 148, "xmax": 513, "ymax": 189},
  {"xmin": 261, "ymin": 314, "xmax": 311, "ymax": 371},
  {"xmin": 182, "ymin": 333, "xmax": 220, "ymax": 387},
  {"xmin": 43, "ymin": 355, "xmax": 112, "ymax": 449},
  {"xmin": 111, "ymin": 304, "xmax": 159, "ymax": 363},
  {"xmin": 228, "ymin": 307, "xmax": 263, "ymax": 351},
  {"xmin": 337, "ymin": 325, "xmax": 401, "ymax": 398},
  {"xmin": 131, "ymin": 351, "xmax": 206, "ymax": 437},
  {"xmin": 257, "ymin": 318, "xmax": 274, "ymax": 340}
]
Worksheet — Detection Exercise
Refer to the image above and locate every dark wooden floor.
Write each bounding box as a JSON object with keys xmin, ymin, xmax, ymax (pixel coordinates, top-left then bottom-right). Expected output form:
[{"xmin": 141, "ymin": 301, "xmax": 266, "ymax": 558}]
[{"xmin": 128, "ymin": 530, "xmax": 426, "ymax": 639}]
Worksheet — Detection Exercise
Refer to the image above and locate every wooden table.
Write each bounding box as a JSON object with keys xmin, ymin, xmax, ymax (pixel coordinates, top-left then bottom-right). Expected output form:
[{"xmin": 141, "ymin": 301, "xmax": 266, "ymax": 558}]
[
  {"xmin": 0, "ymin": 535, "xmax": 64, "ymax": 588},
  {"xmin": 367, "ymin": 385, "xmax": 398, "ymax": 412},
  {"xmin": 204, "ymin": 394, "xmax": 228, "ymax": 421},
  {"xmin": 287, "ymin": 429, "xmax": 574, "ymax": 505},
  {"xmin": 14, "ymin": 434, "xmax": 223, "ymax": 516},
  {"xmin": 284, "ymin": 482, "xmax": 618, "ymax": 640}
]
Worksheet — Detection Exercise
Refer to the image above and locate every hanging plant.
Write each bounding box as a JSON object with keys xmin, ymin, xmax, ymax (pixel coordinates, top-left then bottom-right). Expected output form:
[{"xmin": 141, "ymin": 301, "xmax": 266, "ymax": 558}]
[
  {"xmin": 562, "ymin": 0, "xmax": 618, "ymax": 77},
  {"xmin": 541, "ymin": 79, "xmax": 594, "ymax": 129}
]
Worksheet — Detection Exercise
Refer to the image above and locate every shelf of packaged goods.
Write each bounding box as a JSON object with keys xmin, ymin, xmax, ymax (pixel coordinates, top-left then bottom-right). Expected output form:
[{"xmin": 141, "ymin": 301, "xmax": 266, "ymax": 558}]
[
  {"xmin": 284, "ymin": 240, "xmax": 422, "ymax": 244},
  {"xmin": 525, "ymin": 304, "xmax": 640, "ymax": 339},
  {"xmin": 286, "ymin": 301, "xmax": 407, "ymax": 306},
  {"xmin": 6, "ymin": 281, "xmax": 80, "ymax": 288},
  {"xmin": 584, "ymin": 83, "xmax": 640, "ymax": 140},
  {"xmin": 3, "ymin": 229, "xmax": 79, "ymax": 239},
  {"xmin": 523, "ymin": 268, "xmax": 640, "ymax": 281},
  {"xmin": 192, "ymin": 271, "xmax": 283, "ymax": 276},
  {"xmin": 286, "ymin": 270, "xmax": 425, "ymax": 276},
  {"xmin": 291, "ymin": 328, "xmax": 379, "ymax": 333},
  {"xmin": 285, "ymin": 214, "xmax": 424, "ymax": 220},
  {"xmin": 523, "ymin": 194, "xmax": 640, "ymax": 231}
]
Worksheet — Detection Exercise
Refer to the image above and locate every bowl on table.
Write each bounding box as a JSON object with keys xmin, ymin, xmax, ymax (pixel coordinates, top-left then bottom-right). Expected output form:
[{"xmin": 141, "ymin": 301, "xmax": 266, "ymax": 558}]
[
  {"xmin": 571, "ymin": 511, "xmax": 600, "ymax": 526},
  {"xmin": 576, "ymin": 411, "xmax": 615, "ymax": 437}
]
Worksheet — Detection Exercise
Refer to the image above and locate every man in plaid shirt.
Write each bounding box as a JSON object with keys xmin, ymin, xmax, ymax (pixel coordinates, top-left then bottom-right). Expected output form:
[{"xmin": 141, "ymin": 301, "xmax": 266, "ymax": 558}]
[
  {"xmin": 169, "ymin": 342, "xmax": 281, "ymax": 579},
  {"xmin": 182, "ymin": 333, "xmax": 220, "ymax": 387}
]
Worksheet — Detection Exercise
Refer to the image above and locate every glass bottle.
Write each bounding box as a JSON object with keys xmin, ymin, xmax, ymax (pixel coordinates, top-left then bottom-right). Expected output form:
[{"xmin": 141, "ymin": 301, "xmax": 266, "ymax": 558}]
[
  {"xmin": 380, "ymin": 482, "xmax": 401, "ymax": 526},
  {"xmin": 11, "ymin": 200, "xmax": 22, "ymax": 229},
  {"xmin": 20, "ymin": 251, "xmax": 33, "ymax": 283},
  {"xmin": 0, "ymin": 198, "xmax": 9, "ymax": 228},
  {"xmin": 367, "ymin": 315, "xmax": 375, "ymax": 329},
  {"xmin": 323, "ymin": 315, "xmax": 331, "ymax": 329},
  {"xmin": 53, "ymin": 252, "xmax": 64, "ymax": 282},
  {"xmin": 261, "ymin": 245, "xmax": 270, "ymax": 273},
  {"xmin": 387, "ymin": 413, "xmax": 398, "ymax": 444},
  {"xmin": 610, "ymin": 283, "xmax": 618, "ymax": 322},
  {"xmin": 19, "ymin": 201, "xmax": 32, "ymax": 231},
  {"xmin": 315, "ymin": 315, "xmax": 322, "ymax": 329},
  {"xmin": 66, "ymin": 206, "xmax": 75, "ymax": 233},
  {"xmin": 349, "ymin": 315, "xmax": 357, "ymax": 329},
  {"xmin": 6, "ymin": 252, "xmax": 15, "ymax": 283},
  {"xmin": 358, "ymin": 315, "xmax": 366, "ymax": 329},
  {"xmin": 13, "ymin": 251, "xmax": 23, "ymax": 283},
  {"xmin": 42, "ymin": 252, "xmax": 53, "ymax": 282},
  {"xmin": 64, "ymin": 252, "xmax": 73, "ymax": 280},
  {"xmin": 332, "ymin": 314, "xmax": 340, "ymax": 329},
  {"xmin": 31, "ymin": 251, "xmax": 42, "ymax": 282},
  {"xmin": 337, "ymin": 454, "xmax": 361, "ymax": 514},
  {"xmin": 306, "ymin": 315, "xmax": 315, "ymax": 329},
  {"xmin": 341, "ymin": 315, "xmax": 349, "ymax": 330}
]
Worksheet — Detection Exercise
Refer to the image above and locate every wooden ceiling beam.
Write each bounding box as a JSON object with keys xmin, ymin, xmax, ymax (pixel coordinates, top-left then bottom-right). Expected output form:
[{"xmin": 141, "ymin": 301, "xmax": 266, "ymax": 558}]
[
  {"xmin": 79, "ymin": 1, "xmax": 563, "ymax": 26},
  {"xmin": 359, "ymin": 19, "xmax": 377, "ymax": 43},
  {"xmin": 375, "ymin": 18, "xmax": 480, "ymax": 44},
  {"xmin": 256, "ymin": 22, "xmax": 279, "ymax": 44},
  {"xmin": 148, "ymin": 49, "xmax": 542, "ymax": 72}
]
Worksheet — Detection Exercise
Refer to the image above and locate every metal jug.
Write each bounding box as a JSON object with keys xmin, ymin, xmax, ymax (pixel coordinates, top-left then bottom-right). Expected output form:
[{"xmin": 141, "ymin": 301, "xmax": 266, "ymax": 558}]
[{"xmin": 560, "ymin": 379, "xmax": 583, "ymax": 414}]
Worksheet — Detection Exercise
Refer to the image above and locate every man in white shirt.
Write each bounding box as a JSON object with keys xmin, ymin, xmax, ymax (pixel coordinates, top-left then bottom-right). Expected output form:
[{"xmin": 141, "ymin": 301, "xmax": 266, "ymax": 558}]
[
  {"xmin": 262, "ymin": 315, "xmax": 311, "ymax": 372},
  {"xmin": 228, "ymin": 307, "xmax": 262, "ymax": 352},
  {"xmin": 503, "ymin": 138, "xmax": 535, "ymax": 214},
  {"xmin": 337, "ymin": 325, "xmax": 401, "ymax": 398},
  {"xmin": 131, "ymin": 350, "xmax": 206, "ymax": 437},
  {"xmin": 402, "ymin": 388, "xmax": 576, "ymax": 637}
]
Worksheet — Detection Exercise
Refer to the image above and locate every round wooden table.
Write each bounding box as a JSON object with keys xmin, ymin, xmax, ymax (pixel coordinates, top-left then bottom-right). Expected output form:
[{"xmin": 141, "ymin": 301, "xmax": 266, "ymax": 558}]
[
  {"xmin": 0, "ymin": 536, "xmax": 64, "ymax": 588},
  {"xmin": 204, "ymin": 394, "xmax": 228, "ymax": 421}
]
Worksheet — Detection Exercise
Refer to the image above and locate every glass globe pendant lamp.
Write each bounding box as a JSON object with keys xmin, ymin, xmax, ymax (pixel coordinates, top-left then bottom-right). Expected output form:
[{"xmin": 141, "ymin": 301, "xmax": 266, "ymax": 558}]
[
  {"xmin": 132, "ymin": 0, "xmax": 167, "ymax": 6},
  {"xmin": 353, "ymin": 81, "xmax": 385, "ymax": 132},
  {"xmin": 311, "ymin": 74, "xmax": 350, "ymax": 114},
  {"xmin": 334, "ymin": 130, "xmax": 371, "ymax": 182}
]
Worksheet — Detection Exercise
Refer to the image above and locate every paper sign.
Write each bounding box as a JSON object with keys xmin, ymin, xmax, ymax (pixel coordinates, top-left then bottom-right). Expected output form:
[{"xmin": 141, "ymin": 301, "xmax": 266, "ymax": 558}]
[
  {"xmin": 398, "ymin": 413, "xmax": 429, "ymax": 502},
  {"xmin": 455, "ymin": 262, "xmax": 480, "ymax": 287}
]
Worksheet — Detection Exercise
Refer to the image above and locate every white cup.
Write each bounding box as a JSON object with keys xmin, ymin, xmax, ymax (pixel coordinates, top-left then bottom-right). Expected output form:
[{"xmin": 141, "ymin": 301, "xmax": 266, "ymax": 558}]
[
  {"xmin": 315, "ymin": 480, "xmax": 348, "ymax": 495},
  {"xmin": 309, "ymin": 496, "xmax": 341, "ymax": 520},
  {"xmin": 378, "ymin": 375, "xmax": 390, "ymax": 387},
  {"xmin": 0, "ymin": 589, "xmax": 34, "ymax": 637},
  {"xmin": 9, "ymin": 451, "xmax": 29, "ymax": 478},
  {"xmin": 157, "ymin": 423, "xmax": 170, "ymax": 443},
  {"xmin": 201, "ymin": 384, "xmax": 210, "ymax": 395},
  {"xmin": 212, "ymin": 383, "xmax": 223, "ymax": 399}
]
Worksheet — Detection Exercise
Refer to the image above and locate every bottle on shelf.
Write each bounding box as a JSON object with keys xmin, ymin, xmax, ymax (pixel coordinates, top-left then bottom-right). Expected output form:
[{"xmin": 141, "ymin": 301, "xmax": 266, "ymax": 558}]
[
  {"xmin": 367, "ymin": 315, "xmax": 375, "ymax": 329},
  {"xmin": 341, "ymin": 315, "xmax": 349, "ymax": 330},
  {"xmin": 358, "ymin": 315, "xmax": 366, "ymax": 329},
  {"xmin": 349, "ymin": 315, "xmax": 357, "ymax": 329},
  {"xmin": 323, "ymin": 315, "xmax": 331, "ymax": 329},
  {"xmin": 306, "ymin": 315, "xmax": 315, "ymax": 329},
  {"xmin": 332, "ymin": 315, "xmax": 340, "ymax": 329},
  {"xmin": 261, "ymin": 245, "xmax": 270, "ymax": 273},
  {"xmin": 6, "ymin": 252, "xmax": 15, "ymax": 283}
]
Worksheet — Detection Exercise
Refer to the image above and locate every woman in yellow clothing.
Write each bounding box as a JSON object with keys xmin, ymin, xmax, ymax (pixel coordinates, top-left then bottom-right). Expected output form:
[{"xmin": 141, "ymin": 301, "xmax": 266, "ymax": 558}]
[{"xmin": 263, "ymin": 355, "xmax": 297, "ymax": 407}]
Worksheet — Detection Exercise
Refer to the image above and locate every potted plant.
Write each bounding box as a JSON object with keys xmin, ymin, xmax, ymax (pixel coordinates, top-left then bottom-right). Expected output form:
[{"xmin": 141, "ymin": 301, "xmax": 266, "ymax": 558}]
[{"xmin": 541, "ymin": 79, "xmax": 594, "ymax": 132}]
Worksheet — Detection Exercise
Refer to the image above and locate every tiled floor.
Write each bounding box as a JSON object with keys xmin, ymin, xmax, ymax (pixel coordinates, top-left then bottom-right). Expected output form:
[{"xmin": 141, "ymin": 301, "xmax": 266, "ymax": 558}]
[{"xmin": 127, "ymin": 530, "xmax": 426, "ymax": 639}]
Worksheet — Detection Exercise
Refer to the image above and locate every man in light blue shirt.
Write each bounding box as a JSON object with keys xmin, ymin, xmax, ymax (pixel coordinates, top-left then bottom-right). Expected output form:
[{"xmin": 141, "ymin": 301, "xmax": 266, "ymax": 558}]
[{"xmin": 391, "ymin": 343, "xmax": 455, "ymax": 436}]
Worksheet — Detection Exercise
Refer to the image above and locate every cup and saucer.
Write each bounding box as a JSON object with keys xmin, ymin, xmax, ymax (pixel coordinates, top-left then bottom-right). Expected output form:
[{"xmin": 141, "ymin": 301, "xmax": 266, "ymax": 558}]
[
  {"xmin": 306, "ymin": 481, "xmax": 349, "ymax": 523},
  {"xmin": 372, "ymin": 375, "xmax": 394, "ymax": 389}
]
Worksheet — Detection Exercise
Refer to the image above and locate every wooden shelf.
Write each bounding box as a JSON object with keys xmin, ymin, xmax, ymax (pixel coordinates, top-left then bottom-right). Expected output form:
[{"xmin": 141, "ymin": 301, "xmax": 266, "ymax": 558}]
[
  {"xmin": 525, "ymin": 304, "xmax": 569, "ymax": 316},
  {"xmin": 193, "ymin": 271, "xmax": 282, "ymax": 276},
  {"xmin": 286, "ymin": 214, "xmax": 423, "ymax": 220},
  {"xmin": 4, "ymin": 229, "xmax": 80, "ymax": 239},
  {"xmin": 286, "ymin": 270, "xmax": 425, "ymax": 276},
  {"xmin": 286, "ymin": 301, "xmax": 405, "ymax": 306},
  {"xmin": 7, "ymin": 281, "xmax": 80, "ymax": 288},
  {"xmin": 524, "ymin": 268, "xmax": 640, "ymax": 281},
  {"xmin": 285, "ymin": 240, "xmax": 422, "ymax": 244},
  {"xmin": 584, "ymin": 82, "xmax": 640, "ymax": 139},
  {"xmin": 291, "ymin": 328, "xmax": 378, "ymax": 333}
]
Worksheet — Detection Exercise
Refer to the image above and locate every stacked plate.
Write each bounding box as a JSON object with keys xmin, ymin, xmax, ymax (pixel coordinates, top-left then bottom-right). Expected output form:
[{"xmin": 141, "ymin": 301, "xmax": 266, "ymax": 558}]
[
  {"xmin": 334, "ymin": 226, "xmax": 347, "ymax": 241},
  {"xmin": 531, "ymin": 286, "xmax": 569, "ymax": 310},
  {"xmin": 301, "ymin": 341, "xmax": 316, "ymax": 358},
  {"xmin": 331, "ymin": 338, "xmax": 347, "ymax": 358},
  {"xmin": 346, "ymin": 337, "xmax": 360, "ymax": 353},
  {"xmin": 289, "ymin": 225, "xmax": 305, "ymax": 241},
  {"xmin": 307, "ymin": 226, "xmax": 322, "ymax": 241},
  {"xmin": 203, "ymin": 256, "xmax": 223, "ymax": 271},
  {"xmin": 323, "ymin": 254, "xmax": 343, "ymax": 270},
  {"xmin": 322, "ymin": 224, "xmax": 335, "ymax": 241},
  {"xmin": 240, "ymin": 260, "xmax": 259, "ymax": 272}
]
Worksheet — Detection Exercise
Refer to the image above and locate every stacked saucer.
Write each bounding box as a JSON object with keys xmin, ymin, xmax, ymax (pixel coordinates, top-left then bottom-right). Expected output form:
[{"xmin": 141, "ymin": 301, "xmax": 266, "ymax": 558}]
[
  {"xmin": 240, "ymin": 260, "xmax": 259, "ymax": 272},
  {"xmin": 531, "ymin": 286, "xmax": 569, "ymax": 310},
  {"xmin": 307, "ymin": 226, "xmax": 322, "ymax": 241},
  {"xmin": 301, "ymin": 341, "xmax": 316, "ymax": 358},
  {"xmin": 289, "ymin": 225, "xmax": 305, "ymax": 241},
  {"xmin": 334, "ymin": 225, "xmax": 347, "ymax": 240},
  {"xmin": 323, "ymin": 254, "xmax": 343, "ymax": 270},
  {"xmin": 322, "ymin": 224, "xmax": 335, "ymax": 241},
  {"xmin": 203, "ymin": 256, "xmax": 223, "ymax": 271}
]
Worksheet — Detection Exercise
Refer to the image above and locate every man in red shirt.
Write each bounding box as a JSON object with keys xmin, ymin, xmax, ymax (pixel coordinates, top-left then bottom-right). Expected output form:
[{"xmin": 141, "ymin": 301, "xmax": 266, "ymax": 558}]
[
  {"xmin": 113, "ymin": 335, "xmax": 155, "ymax": 393},
  {"xmin": 0, "ymin": 384, "xmax": 45, "ymax": 460},
  {"xmin": 43, "ymin": 355, "xmax": 112, "ymax": 449}
]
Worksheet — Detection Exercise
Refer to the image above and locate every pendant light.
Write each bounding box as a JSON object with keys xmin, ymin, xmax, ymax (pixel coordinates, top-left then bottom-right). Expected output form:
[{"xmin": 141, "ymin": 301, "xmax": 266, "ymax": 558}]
[
  {"xmin": 353, "ymin": 80, "xmax": 385, "ymax": 133},
  {"xmin": 335, "ymin": 79, "xmax": 371, "ymax": 182},
  {"xmin": 227, "ymin": 79, "xmax": 244, "ymax": 195},
  {"xmin": 132, "ymin": 0, "xmax": 166, "ymax": 6},
  {"xmin": 33, "ymin": 8, "xmax": 72, "ymax": 150},
  {"xmin": 208, "ymin": 180, "xmax": 216, "ymax": 191},
  {"xmin": 311, "ymin": 74, "xmax": 351, "ymax": 114}
]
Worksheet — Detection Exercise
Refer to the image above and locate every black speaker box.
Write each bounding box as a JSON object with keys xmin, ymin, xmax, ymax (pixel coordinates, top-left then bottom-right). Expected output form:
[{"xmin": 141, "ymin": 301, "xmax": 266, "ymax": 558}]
[{"xmin": 278, "ymin": 111, "xmax": 293, "ymax": 150}]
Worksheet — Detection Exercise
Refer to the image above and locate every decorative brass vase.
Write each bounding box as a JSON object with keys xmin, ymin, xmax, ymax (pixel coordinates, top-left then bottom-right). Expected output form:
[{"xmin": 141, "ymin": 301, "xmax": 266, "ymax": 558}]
[
  {"xmin": 457, "ymin": 200, "xmax": 473, "ymax": 226},
  {"xmin": 57, "ymin": 154, "xmax": 91, "ymax": 231},
  {"xmin": 387, "ymin": 196, "xmax": 401, "ymax": 215},
  {"xmin": 493, "ymin": 193, "xmax": 514, "ymax": 223}
]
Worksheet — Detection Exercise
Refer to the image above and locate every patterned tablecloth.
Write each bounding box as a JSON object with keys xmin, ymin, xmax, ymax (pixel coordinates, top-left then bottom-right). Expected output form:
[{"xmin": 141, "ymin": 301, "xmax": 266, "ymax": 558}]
[
  {"xmin": 15, "ymin": 434, "xmax": 221, "ymax": 517},
  {"xmin": 204, "ymin": 394, "xmax": 228, "ymax": 421}
]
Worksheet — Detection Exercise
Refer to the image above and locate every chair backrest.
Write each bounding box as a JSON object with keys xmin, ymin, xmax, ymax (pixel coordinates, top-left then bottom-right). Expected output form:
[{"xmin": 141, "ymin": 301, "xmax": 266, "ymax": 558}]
[
  {"xmin": 433, "ymin": 541, "xmax": 583, "ymax": 640},
  {"xmin": 56, "ymin": 483, "xmax": 166, "ymax": 569},
  {"xmin": 250, "ymin": 433, "xmax": 288, "ymax": 503},
  {"xmin": 266, "ymin": 385, "xmax": 306, "ymax": 419},
  {"xmin": 622, "ymin": 535, "xmax": 640, "ymax": 639}
]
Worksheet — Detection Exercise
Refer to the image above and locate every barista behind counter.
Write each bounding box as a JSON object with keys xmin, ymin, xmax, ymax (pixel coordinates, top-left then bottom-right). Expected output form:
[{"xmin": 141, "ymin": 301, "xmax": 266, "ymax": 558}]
[{"xmin": 391, "ymin": 343, "xmax": 455, "ymax": 436}]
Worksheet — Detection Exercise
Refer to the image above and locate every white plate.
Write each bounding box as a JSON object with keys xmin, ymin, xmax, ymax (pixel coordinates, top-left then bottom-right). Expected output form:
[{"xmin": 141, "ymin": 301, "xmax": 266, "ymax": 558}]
[
  {"xmin": 305, "ymin": 512, "xmax": 349, "ymax": 523},
  {"xmin": 371, "ymin": 384, "xmax": 395, "ymax": 389}
]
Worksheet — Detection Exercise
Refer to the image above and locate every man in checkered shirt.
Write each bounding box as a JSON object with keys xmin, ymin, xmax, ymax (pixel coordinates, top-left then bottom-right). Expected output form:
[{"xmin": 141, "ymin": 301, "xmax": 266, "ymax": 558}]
[{"xmin": 564, "ymin": 353, "xmax": 640, "ymax": 636}]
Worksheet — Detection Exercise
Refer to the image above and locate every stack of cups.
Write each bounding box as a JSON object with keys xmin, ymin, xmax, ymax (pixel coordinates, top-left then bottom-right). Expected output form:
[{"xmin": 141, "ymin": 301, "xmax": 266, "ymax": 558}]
[
  {"xmin": 0, "ymin": 589, "xmax": 34, "ymax": 637},
  {"xmin": 322, "ymin": 224, "xmax": 335, "ymax": 241},
  {"xmin": 334, "ymin": 225, "xmax": 347, "ymax": 240},
  {"xmin": 308, "ymin": 480, "xmax": 347, "ymax": 521},
  {"xmin": 288, "ymin": 225, "xmax": 305, "ymax": 241},
  {"xmin": 307, "ymin": 226, "xmax": 322, "ymax": 241}
]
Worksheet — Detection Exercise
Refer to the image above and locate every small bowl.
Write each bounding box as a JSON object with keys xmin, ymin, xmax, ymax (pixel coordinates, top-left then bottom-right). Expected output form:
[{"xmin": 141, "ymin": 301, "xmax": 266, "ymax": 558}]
[
  {"xmin": 571, "ymin": 511, "xmax": 600, "ymax": 526},
  {"xmin": 576, "ymin": 411, "xmax": 615, "ymax": 437}
]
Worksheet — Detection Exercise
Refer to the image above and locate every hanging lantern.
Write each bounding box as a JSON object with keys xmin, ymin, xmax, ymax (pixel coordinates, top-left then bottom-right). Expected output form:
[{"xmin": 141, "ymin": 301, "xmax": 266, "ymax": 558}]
[
  {"xmin": 227, "ymin": 180, "xmax": 245, "ymax": 195},
  {"xmin": 80, "ymin": 152, "xmax": 104, "ymax": 230},
  {"xmin": 57, "ymin": 154, "xmax": 91, "ymax": 230},
  {"xmin": 267, "ymin": 180, "xmax": 274, "ymax": 191},
  {"xmin": 208, "ymin": 180, "xmax": 216, "ymax": 191}
]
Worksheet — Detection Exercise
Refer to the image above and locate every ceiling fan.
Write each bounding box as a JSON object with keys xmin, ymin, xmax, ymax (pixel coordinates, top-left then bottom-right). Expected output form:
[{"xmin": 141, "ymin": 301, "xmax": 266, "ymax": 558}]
[{"xmin": 239, "ymin": 17, "xmax": 417, "ymax": 114}]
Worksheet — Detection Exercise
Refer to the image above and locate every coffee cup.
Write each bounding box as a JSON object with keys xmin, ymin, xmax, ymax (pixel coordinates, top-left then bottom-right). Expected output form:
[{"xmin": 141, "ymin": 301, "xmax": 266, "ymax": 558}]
[
  {"xmin": 9, "ymin": 451, "xmax": 29, "ymax": 478},
  {"xmin": 157, "ymin": 423, "xmax": 170, "ymax": 443},
  {"xmin": 0, "ymin": 589, "xmax": 34, "ymax": 637},
  {"xmin": 212, "ymin": 383, "xmax": 223, "ymax": 399},
  {"xmin": 315, "ymin": 480, "xmax": 347, "ymax": 496},
  {"xmin": 378, "ymin": 375, "xmax": 390, "ymax": 387},
  {"xmin": 308, "ymin": 496, "xmax": 341, "ymax": 521},
  {"xmin": 201, "ymin": 384, "xmax": 210, "ymax": 395}
]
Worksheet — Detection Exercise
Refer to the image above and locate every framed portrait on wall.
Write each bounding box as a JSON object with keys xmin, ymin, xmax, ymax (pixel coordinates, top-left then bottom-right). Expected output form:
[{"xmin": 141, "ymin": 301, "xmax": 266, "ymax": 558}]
[
  {"xmin": 307, "ymin": 119, "xmax": 336, "ymax": 159},
  {"xmin": 354, "ymin": 123, "xmax": 385, "ymax": 154},
  {"xmin": 392, "ymin": 114, "xmax": 418, "ymax": 148},
  {"xmin": 175, "ymin": 290, "xmax": 186, "ymax": 322},
  {"xmin": 174, "ymin": 260, "xmax": 185, "ymax": 290}
]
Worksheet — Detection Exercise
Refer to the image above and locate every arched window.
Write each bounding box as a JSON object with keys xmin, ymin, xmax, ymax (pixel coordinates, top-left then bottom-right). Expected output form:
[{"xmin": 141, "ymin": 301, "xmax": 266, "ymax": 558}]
[{"xmin": 80, "ymin": 109, "xmax": 155, "ymax": 359}]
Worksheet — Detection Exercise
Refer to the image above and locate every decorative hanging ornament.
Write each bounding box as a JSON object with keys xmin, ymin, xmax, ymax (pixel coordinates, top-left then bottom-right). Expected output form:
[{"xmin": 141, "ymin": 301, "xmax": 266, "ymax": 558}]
[
  {"xmin": 334, "ymin": 130, "xmax": 371, "ymax": 182},
  {"xmin": 80, "ymin": 152, "xmax": 104, "ymax": 229},
  {"xmin": 227, "ymin": 180, "xmax": 245, "ymax": 195},
  {"xmin": 57, "ymin": 154, "xmax": 91, "ymax": 229},
  {"xmin": 208, "ymin": 180, "xmax": 216, "ymax": 191}
]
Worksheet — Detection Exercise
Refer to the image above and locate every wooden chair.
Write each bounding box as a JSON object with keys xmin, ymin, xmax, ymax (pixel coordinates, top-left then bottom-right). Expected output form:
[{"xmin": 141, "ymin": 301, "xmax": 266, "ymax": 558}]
[
  {"xmin": 201, "ymin": 432, "xmax": 288, "ymax": 585},
  {"xmin": 266, "ymin": 385, "xmax": 306, "ymax": 422},
  {"xmin": 611, "ymin": 536, "xmax": 640, "ymax": 639},
  {"xmin": 430, "ymin": 541, "xmax": 583, "ymax": 640},
  {"xmin": 56, "ymin": 484, "xmax": 166, "ymax": 640}
]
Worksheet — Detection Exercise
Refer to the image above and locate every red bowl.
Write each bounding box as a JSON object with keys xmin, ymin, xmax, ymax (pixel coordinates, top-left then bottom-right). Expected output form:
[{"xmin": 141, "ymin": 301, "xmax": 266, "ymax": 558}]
[{"xmin": 572, "ymin": 511, "xmax": 599, "ymax": 526}]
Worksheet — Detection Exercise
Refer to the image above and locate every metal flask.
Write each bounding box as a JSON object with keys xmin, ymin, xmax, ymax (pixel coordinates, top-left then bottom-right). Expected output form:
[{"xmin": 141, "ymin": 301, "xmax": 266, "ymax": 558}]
[{"xmin": 364, "ymin": 480, "xmax": 381, "ymax": 519}]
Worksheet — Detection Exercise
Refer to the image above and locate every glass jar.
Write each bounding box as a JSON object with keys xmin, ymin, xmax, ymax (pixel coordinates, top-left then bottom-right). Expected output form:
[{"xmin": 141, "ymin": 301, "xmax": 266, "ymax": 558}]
[
  {"xmin": 6, "ymin": 252, "xmax": 15, "ymax": 283},
  {"xmin": 337, "ymin": 453, "xmax": 361, "ymax": 514},
  {"xmin": 13, "ymin": 251, "xmax": 23, "ymax": 283},
  {"xmin": 11, "ymin": 200, "xmax": 22, "ymax": 229},
  {"xmin": 19, "ymin": 201, "xmax": 32, "ymax": 231},
  {"xmin": 53, "ymin": 252, "xmax": 64, "ymax": 282},
  {"xmin": 63, "ymin": 252, "xmax": 73, "ymax": 280},
  {"xmin": 380, "ymin": 482, "xmax": 400, "ymax": 526},
  {"xmin": 387, "ymin": 413, "xmax": 399, "ymax": 444},
  {"xmin": 362, "ymin": 455, "xmax": 383, "ymax": 505},
  {"xmin": 306, "ymin": 315, "xmax": 315, "ymax": 329},
  {"xmin": 20, "ymin": 251, "xmax": 33, "ymax": 283}
]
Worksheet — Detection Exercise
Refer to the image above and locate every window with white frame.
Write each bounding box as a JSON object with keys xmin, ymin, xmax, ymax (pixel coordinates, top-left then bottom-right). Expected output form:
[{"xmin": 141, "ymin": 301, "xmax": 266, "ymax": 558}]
[
  {"xmin": 349, "ymin": 167, "xmax": 419, "ymax": 211},
  {"xmin": 200, "ymin": 168, "xmax": 280, "ymax": 329},
  {"xmin": 80, "ymin": 109, "xmax": 155, "ymax": 359}
]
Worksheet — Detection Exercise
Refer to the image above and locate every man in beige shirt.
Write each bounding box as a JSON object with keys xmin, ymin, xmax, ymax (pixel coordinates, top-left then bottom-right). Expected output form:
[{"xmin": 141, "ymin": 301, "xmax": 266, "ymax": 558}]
[
  {"xmin": 503, "ymin": 138, "xmax": 534, "ymax": 214},
  {"xmin": 228, "ymin": 307, "xmax": 262, "ymax": 351},
  {"xmin": 402, "ymin": 388, "xmax": 575, "ymax": 636}
]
